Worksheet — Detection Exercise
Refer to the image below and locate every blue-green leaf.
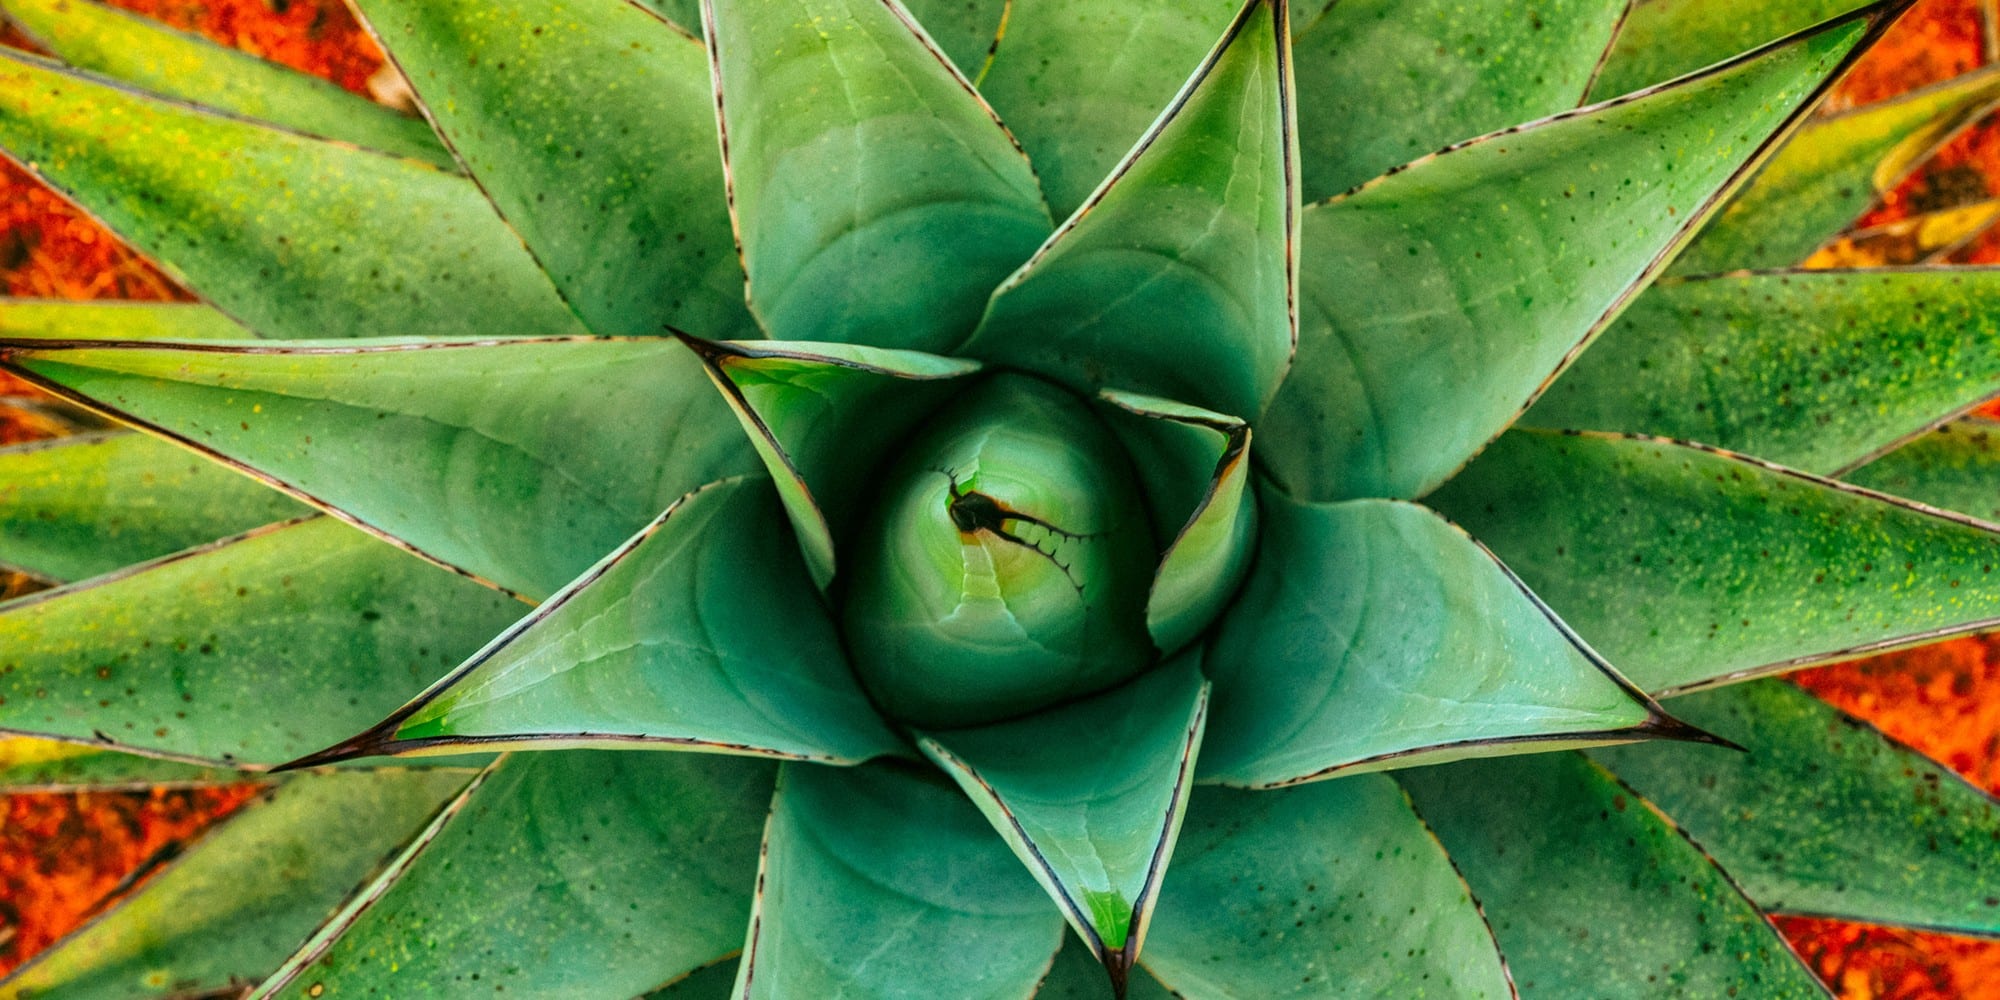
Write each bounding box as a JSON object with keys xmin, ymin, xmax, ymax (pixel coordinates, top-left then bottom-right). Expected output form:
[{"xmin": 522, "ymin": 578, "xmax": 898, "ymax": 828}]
[
  {"xmin": 735, "ymin": 762, "xmax": 1065, "ymax": 1000},
  {"xmin": 964, "ymin": 0, "xmax": 1297, "ymax": 421},
  {"xmin": 294, "ymin": 477, "xmax": 900, "ymax": 768},
  {"xmin": 1262, "ymin": 9, "xmax": 1886, "ymax": 501},
  {"xmin": 1846, "ymin": 415, "xmax": 2000, "ymax": 519},
  {"xmin": 703, "ymin": 0, "xmax": 1051, "ymax": 351},
  {"xmin": 921, "ymin": 656, "xmax": 1208, "ymax": 977},
  {"xmin": 1203, "ymin": 483, "xmax": 1678, "ymax": 787}
]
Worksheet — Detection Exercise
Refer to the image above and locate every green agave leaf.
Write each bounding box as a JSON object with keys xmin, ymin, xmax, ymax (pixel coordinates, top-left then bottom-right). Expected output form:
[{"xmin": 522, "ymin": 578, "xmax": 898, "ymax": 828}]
[
  {"xmin": 964, "ymin": 0, "xmax": 1297, "ymax": 422},
  {"xmin": 1673, "ymin": 67, "xmax": 2000, "ymax": 274},
  {"xmin": 977, "ymin": 0, "xmax": 1237, "ymax": 218},
  {"xmin": 920, "ymin": 655, "xmax": 1208, "ymax": 979},
  {"xmin": 254, "ymin": 751, "xmax": 773, "ymax": 999},
  {"xmin": 294, "ymin": 477, "xmax": 900, "ymax": 767},
  {"xmin": 633, "ymin": 0, "xmax": 702, "ymax": 35},
  {"xmin": 1292, "ymin": 0, "xmax": 1627, "ymax": 201},
  {"xmin": 735, "ymin": 762, "xmax": 1065, "ymax": 1000},
  {"xmin": 0, "ymin": 516, "xmax": 521, "ymax": 766},
  {"xmin": 0, "ymin": 49, "xmax": 584, "ymax": 341},
  {"xmin": 647, "ymin": 960, "xmax": 741, "ymax": 999},
  {"xmin": 1143, "ymin": 778, "xmax": 1511, "ymax": 999},
  {"xmin": 1526, "ymin": 269, "xmax": 2000, "ymax": 476},
  {"xmin": 0, "ymin": 0, "xmax": 451, "ymax": 166},
  {"xmin": 1590, "ymin": 0, "xmax": 1880, "ymax": 100},
  {"xmin": 1096, "ymin": 391, "xmax": 1255, "ymax": 656},
  {"xmin": 1846, "ymin": 416, "xmax": 2000, "ymax": 520},
  {"xmin": 703, "ymin": 0, "xmax": 1050, "ymax": 352},
  {"xmin": 1262, "ymin": 7, "xmax": 1886, "ymax": 502},
  {"xmin": 350, "ymin": 0, "xmax": 756, "ymax": 340},
  {"xmin": 0, "ymin": 734, "xmax": 235, "ymax": 791},
  {"xmin": 1400, "ymin": 753, "xmax": 1828, "ymax": 998},
  {"xmin": 1596, "ymin": 680, "xmax": 2000, "ymax": 936},
  {"xmin": 1202, "ymin": 482, "xmax": 1683, "ymax": 788},
  {"xmin": 0, "ymin": 337, "xmax": 758, "ymax": 600},
  {"xmin": 0, "ymin": 299, "xmax": 248, "ymax": 341},
  {"xmin": 685, "ymin": 337, "xmax": 982, "ymax": 589},
  {"xmin": 1429, "ymin": 429, "xmax": 2000, "ymax": 696},
  {"xmin": 0, "ymin": 768, "xmax": 472, "ymax": 1000},
  {"xmin": 0, "ymin": 432, "xmax": 302, "ymax": 582},
  {"xmin": 898, "ymin": 0, "xmax": 1005, "ymax": 80},
  {"xmin": 1036, "ymin": 939, "xmax": 1174, "ymax": 1000}
]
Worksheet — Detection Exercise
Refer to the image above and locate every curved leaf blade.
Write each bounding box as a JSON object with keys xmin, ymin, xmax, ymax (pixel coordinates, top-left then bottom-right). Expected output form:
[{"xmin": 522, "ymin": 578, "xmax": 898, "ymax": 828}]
[
  {"xmin": 1590, "ymin": 0, "xmax": 1879, "ymax": 100},
  {"xmin": 296, "ymin": 477, "xmax": 900, "ymax": 767},
  {"xmin": 1400, "ymin": 753, "xmax": 1829, "ymax": 998},
  {"xmin": 1430, "ymin": 429, "xmax": 2000, "ymax": 695},
  {"xmin": 1673, "ymin": 67, "xmax": 2000, "ymax": 274},
  {"xmin": 1846, "ymin": 415, "xmax": 2000, "ymax": 520},
  {"xmin": 1097, "ymin": 391, "xmax": 1256, "ymax": 656},
  {"xmin": 0, "ymin": 768, "xmax": 472, "ymax": 1000},
  {"xmin": 899, "ymin": 0, "xmax": 1006, "ymax": 79},
  {"xmin": 1596, "ymin": 680, "xmax": 2000, "ymax": 936},
  {"xmin": 0, "ymin": 300, "xmax": 248, "ymax": 341},
  {"xmin": 921, "ymin": 656, "xmax": 1208, "ymax": 980},
  {"xmin": 1526, "ymin": 268, "xmax": 2000, "ymax": 476},
  {"xmin": 0, "ymin": 516, "xmax": 521, "ymax": 766},
  {"xmin": 977, "ymin": 0, "xmax": 1237, "ymax": 218},
  {"xmin": 0, "ymin": 0, "xmax": 449, "ymax": 166},
  {"xmin": 1293, "ymin": 0, "xmax": 1627, "ymax": 200},
  {"xmin": 0, "ymin": 735, "xmax": 234, "ymax": 792},
  {"xmin": 736, "ymin": 761, "xmax": 1065, "ymax": 1000},
  {"xmin": 964, "ymin": 0, "xmax": 1297, "ymax": 421},
  {"xmin": 686, "ymin": 337, "xmax": 982, "ymax": 589},
  {"xmin": 1262, "ymin": 9, "xmax": 1887, "ymax": 502},
  {"xmin": 0, "ymin": 49, "xmax": 583, "ymax": 340},
  {"xmin": 0, "ymin": 337, "xmax": 758, "ymax": 600},
  {"xmin": 254, "ymin": 752, "xmax": 773, "ymax": 999},
  {"xmin": 1143, "ymin": 778, "xmax": 1512, "ymax": 999},
  {"xmin": 1202, "ymin": 483, "xmax": 1682, "ymax": 788},
  {"xmin": 0, "ymin": 432, "xmax": 303, "ymax": 582},
  {"xmin": 704, "ymin": 0, "xmax": 1051, "ymax": 351},
  {"xmin": 351, "ymin": 0, "xmax": 756, "ymax": 339}
]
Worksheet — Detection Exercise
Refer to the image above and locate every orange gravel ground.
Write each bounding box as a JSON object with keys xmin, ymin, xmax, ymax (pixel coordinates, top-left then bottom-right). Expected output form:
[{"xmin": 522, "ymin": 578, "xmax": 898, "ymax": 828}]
[{"xmin": 6, "ymin": 1, "xmax": 2000, "ymax": 996}]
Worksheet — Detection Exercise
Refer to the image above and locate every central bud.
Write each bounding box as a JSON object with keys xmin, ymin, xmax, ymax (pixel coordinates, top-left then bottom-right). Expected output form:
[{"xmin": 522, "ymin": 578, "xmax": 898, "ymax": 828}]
[{"xmin": 842, "ymin": 374, "xmax": 1157, "ymax": 728}]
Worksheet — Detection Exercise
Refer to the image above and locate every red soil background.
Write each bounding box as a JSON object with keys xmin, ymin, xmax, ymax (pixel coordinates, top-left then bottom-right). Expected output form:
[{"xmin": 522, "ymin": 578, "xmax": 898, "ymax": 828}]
[{"xmin": 3, "ymin": 1, "xmax": 2000, "ymax": 996}]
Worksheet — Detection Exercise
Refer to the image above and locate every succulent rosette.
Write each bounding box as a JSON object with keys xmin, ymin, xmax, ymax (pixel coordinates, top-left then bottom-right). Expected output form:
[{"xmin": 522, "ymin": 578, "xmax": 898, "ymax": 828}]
[{"xmin": 9, "ymin": 0, "xmax": 2000, "ymax": 996}]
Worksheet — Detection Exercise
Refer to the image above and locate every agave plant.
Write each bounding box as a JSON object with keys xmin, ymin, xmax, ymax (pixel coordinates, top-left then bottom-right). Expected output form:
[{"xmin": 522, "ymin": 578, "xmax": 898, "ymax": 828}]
[{"xmin": 9, "ymin": 0, "xmax": 2000, "ymax": 995}]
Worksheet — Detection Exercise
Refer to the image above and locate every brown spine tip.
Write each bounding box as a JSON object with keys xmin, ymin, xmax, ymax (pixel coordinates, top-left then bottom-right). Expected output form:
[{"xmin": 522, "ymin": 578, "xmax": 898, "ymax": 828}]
[{"xmin": 1642, "ymin": 711, "xmax": 1748, "ymax": 753}]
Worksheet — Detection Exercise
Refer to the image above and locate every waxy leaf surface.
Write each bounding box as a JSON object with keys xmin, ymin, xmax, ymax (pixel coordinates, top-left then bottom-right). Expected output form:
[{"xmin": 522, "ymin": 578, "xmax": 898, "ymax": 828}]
[
  {"xmin": 1098, "ymin": 391, "xmax": 1256, "ymax": 655},
  {"xmin": 1263, "ymin": 12, "xmax": 1878, "ymax": 501},
  {"xmin": 0, "ymin": 0, "xmax": 450, "ymax": 165},
  {"xmin": 1143, "ymin": 778, "xmax": 1511, "ymax": 999},
  {"xmin": 1846, "ymin": 416, "xmax": 2000, "ymax": 520},
  {"xmin": 0, "ymin": 736, "xmax": 233, "ymax": 792},
  {"xmin": 1401, "ymin": 753, "xmax": 1828, "ymax": 998},
  {"xmin": 736, "ymin": 762, "xmax": 1064, "ymax": 1000},
  {"xmin": 0, "ymin": 432, "xmax": 303, "ymax": 582},
  {"xmin": 354, "ymin": 0, "xmax": 756, "ymax": 339},
  {"xmin": 0, "ymin": 517, "xmax": 521, "ymax": 765},
  {"xmin": 690, "ymin": 338, "xmax": 981, "ymax": 588},
  {"xmin": 1672, "ymin": 67, "xmax": 2000, "ymax": 274},
  {"xmin": 0, "ymin": 769, "xmax": 472, "ymax": 1000},
  {"xmin": 1038, "ymin": 940, "xmax": 1174, "ymax": 1000},
  {"xmin": 1292, "ymin": 0, "xmax": 1626, "ymax": 200},
  {"xmin": 705, "ymin": 0, "xmax": 1050, "ymax": 351},
  {"xmin": 0, "ymin": 49, "xmax": 583, "ymax": 340},
  {"xmin": 1430, "ymin": 430, "xmax": 2000, "ymax": 695},
  {"xmin": 1528, "ymin": 269, "xmax": 2000, "ymax": 475},
  {"xmin": 921, "ymin": 657, "xmax": 1208, "ymax": 971},
  {"xmin": 966, "ymin": 0, "xmax": 1296, "ymax": 422},
  {"xmin": 897, "ymin": 0, "xmax": 1005, "ymax": 80},
  {"xmin": 1591, "ymin": 0, "xmax": 1878, "ymax": 100},
  {"xmin": 978, "ymin": 0, "xmax": 1236, "ymax": 218},
  {"xmin": 1202, "ymin": 485, "xmax": 1669, "ymax": 787},
  {"xmin": 1596, "ymin": 680, "xmax": 2000, "ymax": 936},
  {"xmin": 1, "ymin": 338, "xmax": 758, "ymax": 599},
  {"xmin": 257, "ymin": 752, "xmax": 772, "ymax": 998},
  {"xmin": 313, "ymin": 477, "xmax": 899, "ymax": 765}
]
